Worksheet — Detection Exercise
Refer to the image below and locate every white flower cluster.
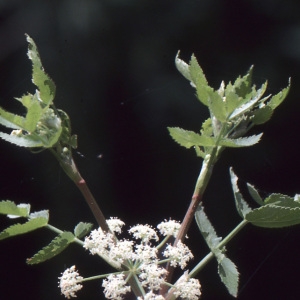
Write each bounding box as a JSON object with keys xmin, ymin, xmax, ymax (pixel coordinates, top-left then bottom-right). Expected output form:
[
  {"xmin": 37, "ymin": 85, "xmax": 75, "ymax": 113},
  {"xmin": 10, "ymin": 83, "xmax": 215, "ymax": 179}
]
[
  {"xmin": 59, "ymin": 218, "xmax": 201, "ymax": 299},
  {"xmin": 58, "ymin": 265, "xmax": 83, "ymax": 299},
  {"xmin": 173, "ymin": 271, "xmax": 202, "ymax": 300}
]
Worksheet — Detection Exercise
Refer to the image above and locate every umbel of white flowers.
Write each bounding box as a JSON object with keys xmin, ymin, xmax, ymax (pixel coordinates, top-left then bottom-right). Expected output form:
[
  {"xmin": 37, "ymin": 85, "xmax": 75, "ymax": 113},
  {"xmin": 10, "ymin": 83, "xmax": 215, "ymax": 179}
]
[{"xmin": 58, "ymin": 218, "xmax": 201, "ymax": 300}]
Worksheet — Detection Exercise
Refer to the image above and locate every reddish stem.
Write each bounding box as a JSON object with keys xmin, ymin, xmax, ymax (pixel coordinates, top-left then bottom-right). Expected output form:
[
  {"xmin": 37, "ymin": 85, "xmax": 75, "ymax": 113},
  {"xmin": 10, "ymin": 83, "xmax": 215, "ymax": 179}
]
[{"xmin": 75, "ymin": 178, "xmax": 110, "ymax": 232}]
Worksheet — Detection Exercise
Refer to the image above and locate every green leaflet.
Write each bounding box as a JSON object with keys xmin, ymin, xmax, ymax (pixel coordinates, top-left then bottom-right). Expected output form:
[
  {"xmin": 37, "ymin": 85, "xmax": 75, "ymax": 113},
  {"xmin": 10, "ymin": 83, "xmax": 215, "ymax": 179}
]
[
  {"xmin": 245, "ymin": 205, "xmax": 300, "ymax": 228},
  {"xmin": 218, "ymin": 257, "xmax": 239, "ymax": 298},
  {"xmin": 168, "ymin": 127, "xmax": 216, "ymax": 149},
  {"xmin": 264, "ymin": 193, "xmax": 296, "ymax": 207},
  {"xmin": 0, "ymin": 36, "xmax": 65, "ymax": 150},
  {"xmin": 195, "ymin": 206, "xmax": 239, "ymax": 297},
  {"xmin": 250, "ymin": 105, "xmax": 273, "ymax": 125},
  {"xmin": 189, "ymin": 54, "xmax": 208, "ymax": 88},
  {"xmin": 207, "ymin": 89, "xmax": 227, "ymax": 122},
  {"xmin": 230, "ymin": 169, "xmax": 300, "ymax": 228},
  {"xmin": 267, "ymin": 79, "xmax": 291, "ymax": 110},
  {"xmin": 0, "ymin": 200, "xmax": 30, "ymax": 218},
  {"xmin": 228, "ymin": 84, "xmax": 268, "ymax": 120},
  {"xmin": 74, "ymin": 222, "xmax": 93, "ymax": 239},
  {"xmin": 26, "ymin": 34, "xmax": 56, "ymax": 106},
  {"xmin": 0, "ymin": 131, "xmax": 44, "ymax": 148},
  {"xmin": 0, "ymin": 217, "xmax": 48, "ymax": 240},
  {"xmin": 229, "ymin": 168, "xmax": 252, "ymax": 218},
  {"xmin": 220, "ymin": 133, "xmax": 263, "ymax": 147},
  {"xmin": 27, "ymin": 231, "xmax": 75, "ymax": 264},
  {"xmin": 0, "ymin": 107, "xmax": 28, "ymax": 131},
  {"xmin": 231, "ymin": 65, "xmax": 253, "ymax": 98},
  {"xmin": 246, "ymin": 183, "xmax": 264, "ymax": 206},
  {"xmin": 175, "ymin": 51, "xmax": 193, "ymax": 84},
  {"xmin": 168, "ymin": 127, "xmax": 263, "ymax": 150}
]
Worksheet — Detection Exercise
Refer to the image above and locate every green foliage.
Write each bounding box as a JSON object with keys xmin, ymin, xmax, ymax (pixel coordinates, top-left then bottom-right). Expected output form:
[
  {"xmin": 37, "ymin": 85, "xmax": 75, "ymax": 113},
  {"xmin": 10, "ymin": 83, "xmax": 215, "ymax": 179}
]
[
  {"xmin": 168, "ymin": 127, "xmax": 262, "ymax": 150},
  {"xmin": 0, "ymin": 35, "xmax": 77, "ymax": 157},
  {"xmin": 245, "ymin": 204, "xmax": 300, "ymax": 228},
  {"xmin": 195, "ymin": 206, "xmax": 239, "ymax": 297},
  {"xmin": 0, "ymin": 35, "xmax": 61, "ymax": 149},
  {"xmin": 0, "ymin": 200, "xmax": 30, "ymax": 218},
  {"xmin": 230, "ymin": 170, "xmax": 300, "ymax": 228},
  {"xmin": 0, "ymin": 217, "xmax": 48, "ymax": 240},
  {"xmin": 26, "ymin": 34, "xmax": 56, "ymax": 106},
  {"xmin": 27, "ymin": 231, "xmax": 75, "ymax": 264},
  {"xmin": 172, "ymin": 52, "xmax": 290, "ymax": 158},
  {"xmin": 229, "ymin": 168, "xmax": 252, "ymax": 218},
  {"xmin": 74, "ymin": 222, "xmax": 93, "ymax": 239},
  {"xmin": 0, "ymin": 200, "xmax": 49, "ymax": 240}
]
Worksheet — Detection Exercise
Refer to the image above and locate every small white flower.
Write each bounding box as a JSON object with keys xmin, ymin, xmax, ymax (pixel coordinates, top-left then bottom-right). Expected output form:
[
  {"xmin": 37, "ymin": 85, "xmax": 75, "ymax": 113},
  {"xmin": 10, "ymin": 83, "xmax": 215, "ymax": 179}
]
[
  {"xmin": 102, "ymin": 273, "xmax": 131, "ymax": 300},
  {"xmin": 134, "ymin": 244, "xmax": 158, "ymax": 263},
  {"xmin": 174, "ymin": 272, "xmax": 201, "ymax": 300},
  {"xmin": 157, "ymin": 220, "xmax": 181, "ymax": 238},
  {"xmin": 109, "ymin": 239, "xmax": 134, "ymax": 265},
  {"xmin": 83, "ymin": 227, "xmax": 114, "ymax": 256},
  {"xmin": 139, "ymin": 263, "xmax": 168, "ymax": 291},
  {"xmin": 138, "ymin": 291, "xmax": 166, "ymax": 300},
  {"xmin": 58, "ymin": 265, "xmax": 83, "ymax": 299},
  {"xmin": 163, "ymin": 241, "xmax": 193, "ymax": 269},
  {"xmin": 107, "ymin": 217, "xmax": 125, "ymax": 234},
  {"xmin": 129, "ymin": 224, "xmax": 158, "ymax": 243}
]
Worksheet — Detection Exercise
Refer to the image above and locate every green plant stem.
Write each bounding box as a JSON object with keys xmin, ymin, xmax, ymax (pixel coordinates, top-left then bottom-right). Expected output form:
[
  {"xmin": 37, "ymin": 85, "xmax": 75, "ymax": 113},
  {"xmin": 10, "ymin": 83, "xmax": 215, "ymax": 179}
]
[
  {"xmin": 46, "ymin": 224, "xmax": 84, "ymax": 246},
  {"xmin": 189, "ymin": 218, "xmax": 248, "ymax": 278},
  {"xmin": 165, "ymin": 219, "xmax": 249, "ymax": 300}
]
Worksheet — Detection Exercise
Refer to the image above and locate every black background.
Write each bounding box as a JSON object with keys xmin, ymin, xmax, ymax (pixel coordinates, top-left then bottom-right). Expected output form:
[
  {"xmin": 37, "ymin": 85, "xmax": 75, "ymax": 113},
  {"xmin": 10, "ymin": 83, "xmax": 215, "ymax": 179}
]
[{"xmin": 1, "ymin": 1, "xmax": 300, "ymax": 299}]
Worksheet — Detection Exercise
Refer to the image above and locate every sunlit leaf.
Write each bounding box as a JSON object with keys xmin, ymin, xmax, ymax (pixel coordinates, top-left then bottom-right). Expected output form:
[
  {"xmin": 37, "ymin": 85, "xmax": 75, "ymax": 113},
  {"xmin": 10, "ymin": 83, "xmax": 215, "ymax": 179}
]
[
  {"xmin": 232, "ymin": 65, "xmax": 253, "ymax": 98},
  {"xmin": 195, "ymin": 206, "xmax": 240, "ymax": 297},
  {"xmin": 250, "ymin": 105, "xmax": 273, "ymax": 125},
  {"xmin": 220, "ymin": 133, "xmax": 263, "ymax": 148},
  {"xmin": 0, "ymin": 200, "xmax": 30, "ymax": 218},
  {"xmin": 168, "ymin": 127, "xmax": 216, "ymax": 148},
  {"xmin": 26, "ymin": 34, "xmax": 56, "ymax": 106},
  {"xmin": 0, "ymin": 217, "xmax": 48, "ymax": 240},
  {"xmin": 267, "ymin": 79, "xmax": 291, "ymax": 110},
  {"xmin": 27, "ymin": 231, "xmax": 75, "ymax": 264},
  {"xmin": 245, "ymin": 205, "xmax": 300, "ymax": 228},
  {"xmin": 74, "ymin": 222, "xmax": 93, "ymax": 239},
  {"xmin": 175, "ymin": 51, "xmax": 193, "ymax": 84},
  {"xmin": 218, "ymin": 256, "xmax": 239, "ymax": 297},
  {"xmin": 0, "ymin": 131, "xmax": 43, "ymax": 147},
  {"xmin": 264, "ymin": 193, "xmax": 299, "ymax": 208},
  {"xmin": 230, "ymin": 168, "xmax": 252, "ymax": 218},
  {"xmin": 246, "ymin": 183, "xmax": 264, "ymax": 206},
  {"xmin": 229, "ymin": 82, "xmax": 268, "ymax": 120}
]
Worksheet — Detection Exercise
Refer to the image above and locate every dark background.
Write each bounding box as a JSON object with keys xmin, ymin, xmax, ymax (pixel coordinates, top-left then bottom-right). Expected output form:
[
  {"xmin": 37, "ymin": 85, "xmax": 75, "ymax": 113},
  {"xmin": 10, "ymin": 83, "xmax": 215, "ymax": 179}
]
[{"xmin": 1, "ymin": 0, "xmax": 300, "ymax": 299}]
